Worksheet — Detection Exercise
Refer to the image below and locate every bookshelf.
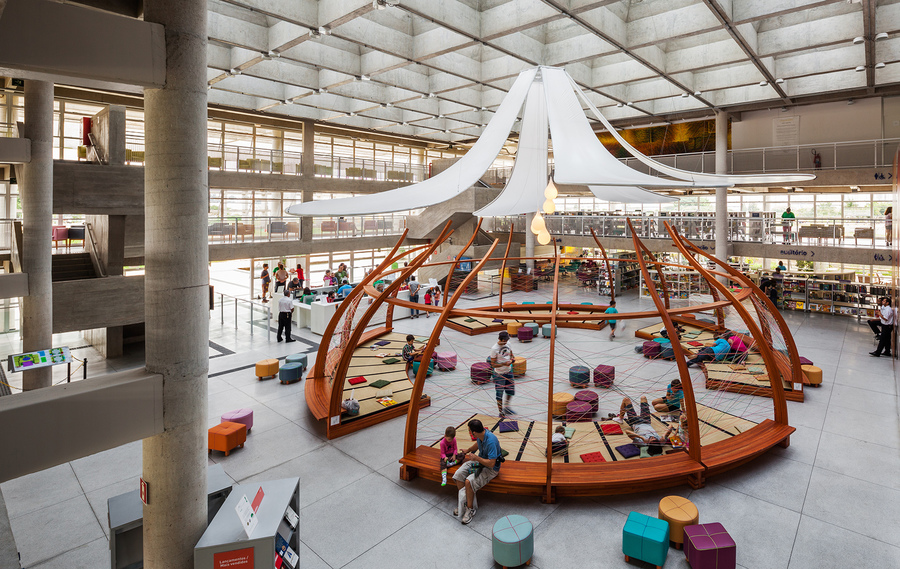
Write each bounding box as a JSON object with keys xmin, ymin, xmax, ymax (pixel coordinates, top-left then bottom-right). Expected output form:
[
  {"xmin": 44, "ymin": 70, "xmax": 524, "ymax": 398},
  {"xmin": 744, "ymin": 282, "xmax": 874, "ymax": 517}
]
[
  {"xmin": 639, "ymin": 269, "xmax": 711, "ymax": 300},
  {"xmin": 774, "ymin": 274, "xmax": 896, "ymax": 319}
]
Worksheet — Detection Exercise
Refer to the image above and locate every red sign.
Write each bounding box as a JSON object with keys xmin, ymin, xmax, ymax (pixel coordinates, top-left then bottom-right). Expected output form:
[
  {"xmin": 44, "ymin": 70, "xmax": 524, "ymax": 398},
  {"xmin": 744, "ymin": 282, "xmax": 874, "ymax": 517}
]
[
  {"xmin": 214, "ymin": 548, "xmax": 254, "ymax": 569},
  {"xmin": 139, "ymin": 478, "xmax": 148, "ymax": 505},
  {"xmin": 251, "ymin": 487, "xmax": 265, "ymax": 513}
]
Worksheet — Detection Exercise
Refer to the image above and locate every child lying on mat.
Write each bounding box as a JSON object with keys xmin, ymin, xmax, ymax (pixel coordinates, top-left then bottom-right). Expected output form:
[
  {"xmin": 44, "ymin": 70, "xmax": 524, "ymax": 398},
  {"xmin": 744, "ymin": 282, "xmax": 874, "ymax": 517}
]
[
  {"xmin": 550, "ymin": 425, "xmax": 568, "ymax": 456},
  {"xmin": 440, "ymin": 426, "xmax": 465, "ymax": 486}
]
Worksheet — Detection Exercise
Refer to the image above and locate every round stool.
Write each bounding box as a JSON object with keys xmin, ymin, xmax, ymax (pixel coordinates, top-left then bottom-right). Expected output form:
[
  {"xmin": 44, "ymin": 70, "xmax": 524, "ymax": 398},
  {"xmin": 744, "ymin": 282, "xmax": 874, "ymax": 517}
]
[
  {"xmin": 593, "ymin": 364, "xmax": 615, "ymax": 388},
  {"xmin": 525, "ymin": 323, "xmax": 539, "ymax": 337},
  {"xmin": 278, "ymin": 362, "xmax": 303, "ymax": 384},
  {"xmin": 512, "ymin": 357, "xmax": 527, "ymax": 377},
  {"xmin": 566, "ymin": 400, "xmax": 592, "ymax": 423},
  {"xmin": 552, "ymin": 392, "xmax": 574, "ymax": 416},
  {"xmin": 517, "ymin": 326, "xmax": 534, "ymax": 342},
  {"xmin": 285, "ymin": 353, "xmax": 308, "ymax": 368},
  {"xmin": 470, "ymin": 361, "xmax": 492, "ymax": 385},
  {"xmin": 435, "ymin": 351, "xmax": 457, "ymax": 371},
  {"xmin": 492, "ymin": 515, "xmax": 533, "ymax": 569},
  {"xmin": 569, "ymin": 365, "xmax": 590, "ymax": 387},
  {"xmin": 221, "ymin": 408, "xmax": 253, "ymax": 433},
  {"xmin": 642, "ymin": 340, "xmax": 662, "ymax": 359},
  {"xmin": 507, "ymin": 322, "xmax": 522, "ymax": 336},
  {"xmin": 575, "ymin": 390, "xmax": 598, "ymax": 414},
  {"xmin": 413, "ymin": 360, "xmax": 435, "ymax": 377},
  {"xmin": 255, "ymin": 358, "xmax": 279, "ymax": 380},
  {"xmin": 801, "ymin": 364, "xmax": 823, "ymax": 387},
  {"xmin": 541, "ymin": 324, "xmax": 554, "ymax": 338},
  {"xmin": 658, "ymin": 495, "xmax": 699, "ymax": 549}
]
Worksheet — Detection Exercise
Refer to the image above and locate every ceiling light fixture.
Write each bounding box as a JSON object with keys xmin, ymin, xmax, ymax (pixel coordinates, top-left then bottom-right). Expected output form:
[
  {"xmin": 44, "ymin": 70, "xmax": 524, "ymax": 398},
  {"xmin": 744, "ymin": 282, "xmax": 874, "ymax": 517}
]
[
  {"xmin": 318, "ymin": 26, "xmax": 331, "ymax": 36},
  {"xmin": 616, "ymin": 103, "xmax": 624, "ymax": 107},
  {"xmin": 626, "ymin": 102, "xmax": 633, "ymax": 106},
  {"xmin": 317, "ymin": 87, "xmax": 327, "ymax": 94},
  {"xmin": 855, "ymin": 65, "xmax": 866, "ymax": 72},
  {"xmin": 759, "ymin": 80, "xmax": 768, "ymax": 86},
  {"xmin": 875, "ymin": 62, "xmax": 886, "ymax": 69},
  {"xmin": 853, "ymin": 36, "xmax": 865, "ymax": 44},
  {"xmin": 348, "ymin": 111, "xmax": 356, "ymax": 116},
  {"xmin": 428, "ymin": 93, "xmax": 437, "ymax": 98},
  {"xmin": 693, "ymin": 90, "xmax": 702, "ymax": 96},
  {"xmin": 230, "ymin": 68, "xmax": 241, "ymax": 76},
  {"xmin": 775, "ymin": 78, "xmax": 785, "ymax": 84},
  {"xmin": 309, "ymin": 28, "xmax": 321, "ymax": 38},
  {"xmin": 438, "ymin": 114, "xmax": 445, "ymax": 118},
  {"xmin": 283, "ymin": 99, "xmax": 292, "ymax": 105},
  {"xmin": 681, "ymin": 93, "xmax": 689, "ymax": 98},
  {"xmin": 444, "ymin": 129, "xmax": 451, "ymax": 134},
  {"xmin": 875, "ymin": 32, "xmax": 889, "ymax": 41},
  {"xmin": 360, "ymin": 74, "xmax": 371, "ymax": 81}
]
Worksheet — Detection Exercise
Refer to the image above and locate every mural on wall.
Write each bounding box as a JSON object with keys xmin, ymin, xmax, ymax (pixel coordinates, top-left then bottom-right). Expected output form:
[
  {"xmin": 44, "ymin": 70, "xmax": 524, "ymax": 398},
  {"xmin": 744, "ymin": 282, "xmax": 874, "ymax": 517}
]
[{"xmin": 598, "ymin": 119, "xmax": 730, "ymax": 158}]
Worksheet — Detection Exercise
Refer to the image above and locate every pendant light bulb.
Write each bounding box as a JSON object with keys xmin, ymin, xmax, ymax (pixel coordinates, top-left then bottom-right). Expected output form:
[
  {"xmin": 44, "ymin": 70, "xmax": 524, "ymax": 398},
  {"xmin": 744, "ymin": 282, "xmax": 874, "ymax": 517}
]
[
  {"xmin": 542, "ymin": 199, "xmax": 556, "ymax": 214},
  {"xmin": 537, "ymin": 229, "xmax": 551, "ymax": 245},
  {"xmin": 544, "ymin": 179, "xmax": 558, "ymax": 200},
  {"xmin": 531, "ymin": 212, "xmax": 546, "ymax": 234}
]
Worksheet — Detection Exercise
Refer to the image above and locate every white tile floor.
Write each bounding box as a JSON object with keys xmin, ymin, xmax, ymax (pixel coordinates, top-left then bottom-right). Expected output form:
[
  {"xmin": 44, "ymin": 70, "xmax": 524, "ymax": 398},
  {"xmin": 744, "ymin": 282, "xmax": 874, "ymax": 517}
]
[{"xmin": 1, "ymin": 283, "xmax": 898, "ymax": 569}]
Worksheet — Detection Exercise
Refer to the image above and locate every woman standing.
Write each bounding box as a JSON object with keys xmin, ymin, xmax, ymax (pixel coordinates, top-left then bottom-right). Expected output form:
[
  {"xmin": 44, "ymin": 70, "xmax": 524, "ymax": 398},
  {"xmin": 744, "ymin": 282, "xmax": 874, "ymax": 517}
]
[{"xmin": 885, "ymin": 207, "xmax": 893, "ymax": 247}]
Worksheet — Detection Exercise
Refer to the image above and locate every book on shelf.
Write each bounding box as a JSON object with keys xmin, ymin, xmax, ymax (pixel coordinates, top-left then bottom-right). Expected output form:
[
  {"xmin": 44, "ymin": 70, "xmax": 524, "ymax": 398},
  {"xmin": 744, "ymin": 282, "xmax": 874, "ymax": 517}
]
[{"xmin": 283, "ymin": 505, "xmax": 298, "ymax": 529}]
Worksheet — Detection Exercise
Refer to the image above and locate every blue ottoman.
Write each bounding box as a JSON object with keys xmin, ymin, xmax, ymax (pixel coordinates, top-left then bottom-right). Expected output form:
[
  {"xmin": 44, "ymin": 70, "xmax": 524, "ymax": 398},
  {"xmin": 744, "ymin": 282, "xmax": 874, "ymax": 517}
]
[
  {"xmin": 525, "ymin": 323, "xmax": 540, "ymax": 337},
  {"xmin": 285, "ymin": 353, "xmax": 307, "ymax": 369},
  {"xmin": 279, "ymin": 362, "xmax": 303, "ymax": 385},
  {"xmin": 623, "ymin": 511, "xmax": 669, "ymax": 569},
  {"xmin": 541, "ymin": 324, "xmax": 554, "ymax": 338},
  {"xmin": 412, "ymin": 360, "xmax": 434, "ymax": 377},
  {"xmin": 492, "ymin": 515, "xmax": 533, "ymax": 569},
  {"xmin": 569, "ymin": 365, "xmax": 590, "ymax": 387}
]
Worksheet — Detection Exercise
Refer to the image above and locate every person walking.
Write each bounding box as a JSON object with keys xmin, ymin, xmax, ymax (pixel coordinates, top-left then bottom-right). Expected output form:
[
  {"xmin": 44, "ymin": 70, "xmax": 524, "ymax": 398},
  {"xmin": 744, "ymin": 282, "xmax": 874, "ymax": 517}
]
[
  {"xmin": 277, "ymin": 289, "xmax": 295, "ymax": 343},
  {"xmin": 408, "ymin": 275, "xmax": 421, "ymax": 318},
  {"xmin": 885, "ymin": 207, "xmax": 893, "ymax": 247},
  {"xmin": 259, "ymin": 263, "xmax": 271, "ymax": 302},
  {"xmin": 490, "ymin": 331, "xmax": 516, "ymax": 416},
  {"xmin": 781, "ymin": 207, "xmax": 795, "ymax": 244},
  {"xmin": 870, "ymin": 297, "xmax": 893, "ymax": 357}
]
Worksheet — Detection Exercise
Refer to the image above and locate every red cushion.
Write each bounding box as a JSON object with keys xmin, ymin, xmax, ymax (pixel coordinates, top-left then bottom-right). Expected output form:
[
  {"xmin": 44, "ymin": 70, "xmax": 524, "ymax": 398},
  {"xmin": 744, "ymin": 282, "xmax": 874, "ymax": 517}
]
[
  {"xmin": 348, "ymin": 376, "xmax": 367, "ymax": 385},
  {"xmin": 579, "ymin": 451, "xmax": 607, "ymax": 463},
  {"xmin": 687, "ymin": 341, "xmax": 703, "ymax": 347},
  {"xmin": 601, "ymin": 423, "xmax": 624, "ymax": 435},
  {"xmin": 567, "ymin": 311, "xmax": 578, "ymax": 315}
]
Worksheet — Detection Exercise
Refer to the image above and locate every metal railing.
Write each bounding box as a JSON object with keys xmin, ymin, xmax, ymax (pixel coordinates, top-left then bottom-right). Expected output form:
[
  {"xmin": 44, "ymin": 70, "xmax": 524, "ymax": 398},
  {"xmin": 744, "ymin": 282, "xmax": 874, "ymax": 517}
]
[
  {"xmin": 311, "ymin": 154, "xmax": 427, "ymax": 182},
  {"xmin": 206, "ymin": 215, "xmax": 407, "ymax": 243},
  {"xmin": 311, "ymin": 215, "xmax": 405, "ymax": 240},
  {"xmin": 215, "ymin": 291, "xmax": 272, "ymax": 340}
]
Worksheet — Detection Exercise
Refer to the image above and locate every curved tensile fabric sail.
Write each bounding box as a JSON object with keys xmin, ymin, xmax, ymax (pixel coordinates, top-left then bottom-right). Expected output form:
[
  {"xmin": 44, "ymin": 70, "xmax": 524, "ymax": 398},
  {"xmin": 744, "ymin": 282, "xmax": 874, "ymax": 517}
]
[
  {"xmin": 566, "ymin": 73, "xmax": 817, "ymax": 186},
  {"xmin": 475, "ymin": 80, "xmax": 549, "ymax": 217},
  {"xmin": 586, "ymin": 185, "xmax": 678, "ymax": 203},
  {"xmin": 285, "ymin": 68, "xmax": 538, "ymax": 216}
]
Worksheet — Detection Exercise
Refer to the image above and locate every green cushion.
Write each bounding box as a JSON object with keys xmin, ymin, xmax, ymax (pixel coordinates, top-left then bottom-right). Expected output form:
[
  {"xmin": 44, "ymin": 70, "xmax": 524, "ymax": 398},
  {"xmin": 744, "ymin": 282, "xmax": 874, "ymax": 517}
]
[
  {"xmin": 370, "ymin": 379, "xmax": 391, "ymax": 389},
  {"xmin": 464, "ymin": 318, "xmax": 478, "ymax": 323},
  {"xmin": 564, "ymin": 426, "xmax": 575, "ymax": 439},
  {"xmin": 382, "ymin": 357, "xmax": 400, "ymax": 364}
]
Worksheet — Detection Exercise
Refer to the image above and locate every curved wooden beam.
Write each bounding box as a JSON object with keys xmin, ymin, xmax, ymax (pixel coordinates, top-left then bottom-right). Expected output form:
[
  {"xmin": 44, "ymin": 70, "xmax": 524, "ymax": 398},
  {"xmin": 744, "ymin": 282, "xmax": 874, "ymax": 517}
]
[
  {"xmin": 442, "ymin": 218, "xmax": 484, "ymax": 307},
  {"xmin": 497, "ymin": 225, "xmax": 515, "ymax": 308},
  {"xmin": 589, "ymin": 227, "xmax": 616, "ymax": 301},
  {"xmin": 626, "ymin": 219, "xmax": 702, "ymax": 471}
]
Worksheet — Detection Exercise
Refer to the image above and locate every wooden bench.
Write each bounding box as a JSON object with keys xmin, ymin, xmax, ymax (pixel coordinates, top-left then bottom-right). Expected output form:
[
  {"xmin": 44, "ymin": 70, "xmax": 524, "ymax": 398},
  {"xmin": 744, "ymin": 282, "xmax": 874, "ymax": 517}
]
[{"xmin": 700, "ymin": 420, "xmax": 794, "ymax": 479}]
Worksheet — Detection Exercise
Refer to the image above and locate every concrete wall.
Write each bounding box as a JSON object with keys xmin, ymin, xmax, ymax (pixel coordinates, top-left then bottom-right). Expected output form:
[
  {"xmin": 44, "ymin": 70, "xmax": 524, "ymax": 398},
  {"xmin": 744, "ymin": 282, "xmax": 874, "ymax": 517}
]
[
  {"xmin": 0, "ymin": 137, "xmax": 30, "ymax": 164},
  {"xmin": 90, "ymin": 104, "xmax": 126, "ymax": 165},
  {"xmin": 52, "ymin": 275, "xmax": 144, "ymax": 333}
]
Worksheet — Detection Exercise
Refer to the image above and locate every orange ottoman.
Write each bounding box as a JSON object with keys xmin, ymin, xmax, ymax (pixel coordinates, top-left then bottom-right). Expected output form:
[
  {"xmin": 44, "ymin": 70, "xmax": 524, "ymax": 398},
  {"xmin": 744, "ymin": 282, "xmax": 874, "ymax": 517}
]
[
  {"xmin": 506, "ymin": 322, "xmax": 522, "ymax": 336},
  {"xmin": 658, "ymin": 495, "xmax": 699, "ymax": 549},
  {"xmin": 801, "ymin": 364, "xmax": 823, "ymax": 387},
  {"xmin": 255, "ymin": 358, "xmax": 279, "ymax": 380},
  {"xmin": 552, "ymin": 392, "xmax": 574, "ymax": 416},
  {"xmin": 208, "ymin": 421, "xmax": 247, "ymax": 457}
]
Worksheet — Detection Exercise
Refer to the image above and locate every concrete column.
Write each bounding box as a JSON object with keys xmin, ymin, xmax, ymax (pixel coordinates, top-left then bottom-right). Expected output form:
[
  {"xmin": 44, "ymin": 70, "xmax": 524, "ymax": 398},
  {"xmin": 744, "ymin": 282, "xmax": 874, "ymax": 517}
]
[
  {"xmin": 141, "ymin": 2, "xmax": 209, "ymax": 569},
  {"xmin": 20, "ymin": 80, "xmax": 53, "ymax": 391},
  {"xmin": 300, "ymin": 120, "xmax": 315, "ymax": 240},
  {"xmin": 524, "ymin": 212, "xmax": 535, "ymax": 273},
  {"xmin": 715, "ymin": 111, "xmax": 729, "ymax": 266}
]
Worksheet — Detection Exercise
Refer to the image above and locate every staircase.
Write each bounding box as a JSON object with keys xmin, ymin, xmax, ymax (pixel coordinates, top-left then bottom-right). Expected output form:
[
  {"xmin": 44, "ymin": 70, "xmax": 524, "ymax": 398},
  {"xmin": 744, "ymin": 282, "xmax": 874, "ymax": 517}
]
[{"xmin": 52, "ymin": 253, "xmax": 97, "ymax": 282}]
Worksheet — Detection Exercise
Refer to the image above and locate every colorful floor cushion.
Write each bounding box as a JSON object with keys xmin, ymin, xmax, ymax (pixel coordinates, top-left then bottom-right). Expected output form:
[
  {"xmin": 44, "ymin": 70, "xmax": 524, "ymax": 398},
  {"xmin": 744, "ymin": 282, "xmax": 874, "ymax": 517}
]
[
  {"xmin": 498, "ymin": 420, "xmax": 519, "ymax": 433},
  {"xmin": 601, "ymin": 423, "xmax": 624, "ymax": 436},
  {"xmin": 623, "ymin": 511, "xmax": 670, "ymax": 568},
  {"xmin": 580, "ymin": 451, "xmax": 607, "ymax": 463},
  {"xmin": 369, "ymin": 379, "xmax": 391, "ymax": 389},
  {"xmin": 382, "ymin": 357, "xmax": 400, "ymax": 364},
  {"xmin": 373, "ymin": 340, "xmax": 391, "ymax": 347},
  {"xmin": 684, "ymin": 523, "xmax": 736, "ymax": 569},
  {"xmin": 348, "ymin": 376, "xmax": 367, "ymax": 385},
  {"xmin": 616, "ymin": 443, "xmax": 641, "ymax": 458}
]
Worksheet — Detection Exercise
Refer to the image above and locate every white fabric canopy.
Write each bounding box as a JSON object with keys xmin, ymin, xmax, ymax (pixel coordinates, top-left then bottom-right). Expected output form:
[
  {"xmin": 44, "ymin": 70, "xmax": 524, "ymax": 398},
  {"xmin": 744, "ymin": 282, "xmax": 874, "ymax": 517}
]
[
  {"xmin": 285, "ymin": 68, "xmax": 537, "ymax": 216},
  {"xmin": 567, "ymin": 74, "xmax": 817, "ymax": 187},
  {"xmin": 475, "ymin": 80, "xmax": 548, "ymax": 217},
  {"xmin": 587, "ymin": 185, "xmax": 678, "ymax": 203},
  {"xmin": 541, "ymin": 67, "xmax": 693, "ymax": 188}
]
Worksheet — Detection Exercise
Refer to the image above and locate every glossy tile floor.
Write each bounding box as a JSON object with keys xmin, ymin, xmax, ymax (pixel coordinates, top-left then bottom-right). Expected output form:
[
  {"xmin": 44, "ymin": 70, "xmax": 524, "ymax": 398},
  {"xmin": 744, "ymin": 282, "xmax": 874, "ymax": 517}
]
[{"xmin": 1, "ymin": 282, "xmax": 898, "ymax": 569}]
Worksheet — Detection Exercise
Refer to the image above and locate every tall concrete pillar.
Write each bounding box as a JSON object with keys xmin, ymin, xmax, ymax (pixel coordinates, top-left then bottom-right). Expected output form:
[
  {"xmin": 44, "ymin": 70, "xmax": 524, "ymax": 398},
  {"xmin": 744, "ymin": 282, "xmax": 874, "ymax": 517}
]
[
  {"xmin": 20, "ymin": 80, "xmax": 53, "ymax": 391},
  {"xmin": 524, "ymin": 212, "xmax": 535, "ymax": 273},
  {"xmin": 300, "ymin": 120, "xmax": 315, "ymax": 240},
  {"xmin": 141, "ymin": 2, "xmax": 209, "ymax": 568},
  {"xmin": 715, "ymin": 111, "xmax": 729, "ymax": 266}
]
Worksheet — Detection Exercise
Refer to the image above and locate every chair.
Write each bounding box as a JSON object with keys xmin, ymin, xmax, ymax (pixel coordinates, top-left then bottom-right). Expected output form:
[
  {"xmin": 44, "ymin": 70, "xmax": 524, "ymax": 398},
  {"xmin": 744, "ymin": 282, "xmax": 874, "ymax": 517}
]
[
  {"xmin": 268, "ymin": 221, "xmax": 288, "ymax": 237},
  {"xmin": 52, "ymin": 226, "xmax": 68, "ymax": 250},
  {"xmin": 67, "ymin": 226, "xmax": 85, "ymax": 250},
  {"xmin": 658, "ymin": 495, "xmax": 699, "ymax": 550},
  {"xmin": 320, "ymin": 220, "xmax": 338, "ymax": 236},
  {"xmin": 363, "ymin": 219, "xmax": 379, "ymax": 234},
  {"xmin": 684, "ymin": 523, "xmax": 736, "ymax": 569}
]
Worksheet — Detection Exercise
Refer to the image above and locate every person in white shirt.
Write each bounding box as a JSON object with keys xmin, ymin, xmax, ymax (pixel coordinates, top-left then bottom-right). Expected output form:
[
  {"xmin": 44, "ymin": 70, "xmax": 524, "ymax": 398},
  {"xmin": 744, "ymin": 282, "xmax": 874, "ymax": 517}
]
[
  {"xmin": 277, "ymin": 290, "xmax": 295, "ymax": 343},
  {"xmin": 870, "ymin": 297, "xmax": 893, "ymax": 357},
  {"xmin": 490, "ymin": 331, "xmax": 516, "ymax": 416}
]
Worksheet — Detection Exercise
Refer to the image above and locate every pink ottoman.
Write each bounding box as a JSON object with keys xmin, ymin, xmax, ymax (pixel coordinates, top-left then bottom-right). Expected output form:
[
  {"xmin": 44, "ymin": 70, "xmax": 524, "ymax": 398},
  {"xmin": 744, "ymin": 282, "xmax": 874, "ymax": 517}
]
[
  {"xmin": 643, "ymin": 340, "xmax": 662, "ymax": 359},
  {"xmin": 517, "ymin": 326, "xmax": 534, "ymax": 342},
  {"xmin": 684, "ymin": 523, "xmax": 736, "ymax": 569},
  {"xmin": 221, "ymin": 408, "xmax": 254, "ymax": 434},
  {"xmin": 575, "ymin": 390, "xmax": 599, "ymax": 414},
  {"xmin": 593, "ymin": 364, "xmax": 615, "ymax": 388},
  {"xmin": 435, "ymin": 351, "xmax": 458, "ymax": 371},
  {"xmin": 471, "ymin": 361, "xmax": 492, "ymax": 385},
  {"xmin": 566, "ymin": 401, "xmax": 592, "ymax": 423},
  {"xmin": 798, "ymin": 356, "xmax": 813, "ymax": 366}
]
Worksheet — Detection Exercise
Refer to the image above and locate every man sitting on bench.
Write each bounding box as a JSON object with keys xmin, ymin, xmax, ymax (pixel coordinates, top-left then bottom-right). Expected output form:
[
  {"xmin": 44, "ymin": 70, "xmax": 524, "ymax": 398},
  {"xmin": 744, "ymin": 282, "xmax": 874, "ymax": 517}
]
[{"xmin": 452, "ymin": 419, "xmax": 502, "ymax": 525}]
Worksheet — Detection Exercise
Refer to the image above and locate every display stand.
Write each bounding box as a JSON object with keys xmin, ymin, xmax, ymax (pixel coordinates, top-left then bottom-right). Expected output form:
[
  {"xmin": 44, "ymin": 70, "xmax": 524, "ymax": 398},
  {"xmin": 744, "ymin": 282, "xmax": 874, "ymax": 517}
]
[
  {"xmin": 194, "ymin": 477, "xmax": 300, "ymax": 569},
  {"xmin": 109, "ymin": 464, "xmax": 233, "ymax": 569}
]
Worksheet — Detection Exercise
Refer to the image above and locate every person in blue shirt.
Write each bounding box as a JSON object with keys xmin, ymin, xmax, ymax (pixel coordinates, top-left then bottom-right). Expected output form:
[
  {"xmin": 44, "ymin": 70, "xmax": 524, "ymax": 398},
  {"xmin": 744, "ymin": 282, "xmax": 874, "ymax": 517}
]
[
  {"xmin": 652, "ymin": 378, "xmax": 684, "ymax": 412},
  {"xmin": 452, "ymin": 419, "xmax": 502, "ymax": 524},
  {"xmin": 605, "ymin": 300, "xmax": 619, "ymax": 339},
  {"xmin": 337, "ymin": 279, "xmax": 352, "ymax": 297},
  {"xmin": 686, "ymin": 334, "xmax": 731, "ymax": 367}
]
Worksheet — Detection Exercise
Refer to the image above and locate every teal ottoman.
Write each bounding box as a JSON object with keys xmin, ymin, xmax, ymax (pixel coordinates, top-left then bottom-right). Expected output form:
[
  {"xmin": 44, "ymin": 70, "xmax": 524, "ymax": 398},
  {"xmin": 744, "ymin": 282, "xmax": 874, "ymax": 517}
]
[
  {"xmin": 541, "ymin": 324, "xmax": 555, "ymax": 338},
  {"xmin": 522, "ymin": 301, "xmax": 535, "ymax": 305},
  {"xmin": 492, "ymin": 515, "xmax": 533, "ymax": 569},
  {"xmin": 285, "ymin": 353, "xmax": 307, "ymax": 369},
  {"xmin": 623, "ymin": 511, "xmax": 669, "ymax": 568},
  {"xmin": 279, "ymin": 362, "xmax": 304, "ymax": 385},
  {"xmin": 412, "ymin": 360, "xmax": 434, "ymax": 377},
  {"xmin": 525, "ymin": 323, "xmax": 540, "ymax": 337},
  {"xmin": 569, "ymin": 365, "xmax": 590, "ymax": 388}
]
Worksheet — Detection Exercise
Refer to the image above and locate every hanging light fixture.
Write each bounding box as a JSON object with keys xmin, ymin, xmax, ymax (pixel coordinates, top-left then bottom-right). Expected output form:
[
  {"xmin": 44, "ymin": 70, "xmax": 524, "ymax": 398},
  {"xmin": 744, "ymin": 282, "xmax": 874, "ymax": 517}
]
[
  {"xmin": 530, "ymin": 212, "xmax": 546, "ymax": 234},
  {"xmin": 537, "ymin": 229, "xmax": 551, "ymax": 245},
  {"xmin": 542, "ymin": 199, "xmax": 556, "ymax": 214},
  {"xmin": 544, "ymin": 178, "xmax": 558, "ymax": 200}
]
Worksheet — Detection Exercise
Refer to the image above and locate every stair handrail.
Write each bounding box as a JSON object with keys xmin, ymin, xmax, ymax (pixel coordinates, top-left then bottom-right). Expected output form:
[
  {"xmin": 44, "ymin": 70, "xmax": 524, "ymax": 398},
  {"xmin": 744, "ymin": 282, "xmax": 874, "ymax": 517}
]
[
  {"xmin": 84, "ymin": 222, "xmax": 107, "ymax": 277},
  {"xmin": 10, "ymin": 220, "xmax": 22, "ymax": 274}
]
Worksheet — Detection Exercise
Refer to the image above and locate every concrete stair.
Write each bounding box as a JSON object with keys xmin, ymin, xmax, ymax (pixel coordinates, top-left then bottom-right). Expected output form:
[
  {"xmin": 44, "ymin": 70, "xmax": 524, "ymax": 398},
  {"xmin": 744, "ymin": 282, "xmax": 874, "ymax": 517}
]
[{"xmin": 52, "ymin": 253, "xmax": 97, "ymax": 282}]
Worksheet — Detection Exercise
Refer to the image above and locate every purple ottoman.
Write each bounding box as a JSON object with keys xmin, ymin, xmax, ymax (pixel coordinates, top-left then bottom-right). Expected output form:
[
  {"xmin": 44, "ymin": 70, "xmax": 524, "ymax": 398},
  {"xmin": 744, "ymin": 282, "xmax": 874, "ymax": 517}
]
[
  {"xmin": 221, "ymin": 408, "xmax": 254, "ymax": 434},
  {"xmin": 471, "ymin": 361, "xmax": 492, "ymax": 385},
  {"xmin": 684, "ymin": 523, "xmax": 736, "ymax": 569},
  {"xmin": 435, "ymin": 351, "xmax": 458, "ymax": 371},
  {"xmin": 517, "ymin": 326, "xmax": 534, "ymax": 342},
  {"xmin": 566, "ymin": 401, "xmax": 592, "ymax": 423},
  {"xmin": 643, "ymin": 340, "xmax": 662, "ymax": 359},
  {"xmin": 594, "ymin": 364, "xmax": 615, "ymax": 388},
  {"xmin": 798, "ymin": 356, "xmax": 813, "ymax": 366},
  {"xmin": 575, "ymin": 390, "xmax": 599, "ymax": 414}
]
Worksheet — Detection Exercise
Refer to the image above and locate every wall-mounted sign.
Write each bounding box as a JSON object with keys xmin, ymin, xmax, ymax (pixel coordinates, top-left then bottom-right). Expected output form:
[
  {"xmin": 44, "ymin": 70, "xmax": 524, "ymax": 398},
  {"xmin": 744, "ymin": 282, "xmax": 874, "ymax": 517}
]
[
  {"xmin": 779, "ymin": 249, "xmax": 814, "ymax": 258},
  {"xmin": 772, "ymin": 116, "xmax": 800, "ymax": 146},
  {"xmin": 139, "ymin": 478, "xmax": 148, "ymax": 505},
  {"xmin": 7, "ymin": 347, "xmax": 72, "ymax": 373}
]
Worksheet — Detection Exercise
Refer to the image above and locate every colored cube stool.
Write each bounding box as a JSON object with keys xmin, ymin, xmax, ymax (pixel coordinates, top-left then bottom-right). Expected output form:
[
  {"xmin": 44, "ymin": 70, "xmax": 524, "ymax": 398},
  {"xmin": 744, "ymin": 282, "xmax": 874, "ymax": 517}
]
[
  {"xmin": 435, "ymin": 351, "xmax": 457, "ymax": 371},
  {"xmin": 623, "ymin": 511, "xmax": 670, "ymax": 569},
  {"xmin": 541, "ymin": 324, "xmax": 554, "ymax": 338},
  {"xmin": 255, "ymin": 358, "xmax": 279, "ymax": 380},
  {"xmin": 512, "ymin": 357, "xmax": 527, "ymax": 377},
  {"xmin": 569, "ymin": 365, "xmax": 591, "ymax": 387},
  {"xmin": 525, "ymin": 323, "xmax": 540, "ymax": 337},
  {"xmin": 575, "ymin": 390, "xmax": 599, "ymax": 414},
  {"xmin": 412, "ymin": 359, "xmax": 435, "ymax": 377},
  {"xmin": 507, "ymin": 322, "xmax": 522, "ymax": 336},
  {"xmin": 566, "ymin": 400, "xmax": 592, "ymax": 423},
  {"xmin": 517, "ymin": 326, "xmax": 534, "ymax": 342},
  {"xmin": 208, "ymin": 422, "xmax": 247, "ymax": 457},
  {"xmin": 801, "ymin": 364, "xmax": 822, "ymax": 387},
  {"xmin": 684, "ymin": 523, "xmax": 736, "ymax": 569},
  {"xmin": 658, "ymin": 495, "xmax": 699, "ymax": 549},
  {"xmin": 552, "ymin": 392, "xmax": 574, "ymax": 416},
  {"xmin": 471, "ymin": 361, "xmax": 492, "ymax": 385},
  {"xmin": 221, "ymin": 408, "xmax": 253, "ymax": 433},
  {"xmin": 285, "ymin": 353, "xmax": 307, "ymax": 368},
  {"xmin": 279, "ymin": 362, "xmax": 303, "ymax": 384},
  {"xmin": 492, "ymin": 515, "xmax": 534, "ymax": 569},
  {"xmin": 594, "ymin": 364, "xmax": 615, "ymax": 388},
  {"xmin": 642, "ymin": 341, "xmax": 662, "ymax": 359}
]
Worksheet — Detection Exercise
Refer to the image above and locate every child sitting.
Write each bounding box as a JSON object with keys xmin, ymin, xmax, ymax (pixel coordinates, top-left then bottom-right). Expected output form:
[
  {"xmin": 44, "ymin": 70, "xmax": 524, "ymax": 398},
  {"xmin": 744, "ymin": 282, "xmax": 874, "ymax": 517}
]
[
  {"xmin": 550, "ymin": 425, "xmax": 568, "ymax": 456},
  {"xmin": 440, "ymin": 426, "xmax": 465, "ymax": 486}
]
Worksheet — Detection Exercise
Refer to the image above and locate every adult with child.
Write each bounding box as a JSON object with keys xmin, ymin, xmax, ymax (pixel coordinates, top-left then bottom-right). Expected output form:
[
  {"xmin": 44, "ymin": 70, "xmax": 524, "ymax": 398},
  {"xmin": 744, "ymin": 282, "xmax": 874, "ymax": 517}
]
[
  {"xmin": 439, "ymin": 426, "xmax": 465, "ymax": 486},
  {"xmin": 452, "ymin": 419, "xmax": 503, "ymax": 524},
  {"xmin": 490, "ymin": 331, "xmax": 516, "ymax": 416}
]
